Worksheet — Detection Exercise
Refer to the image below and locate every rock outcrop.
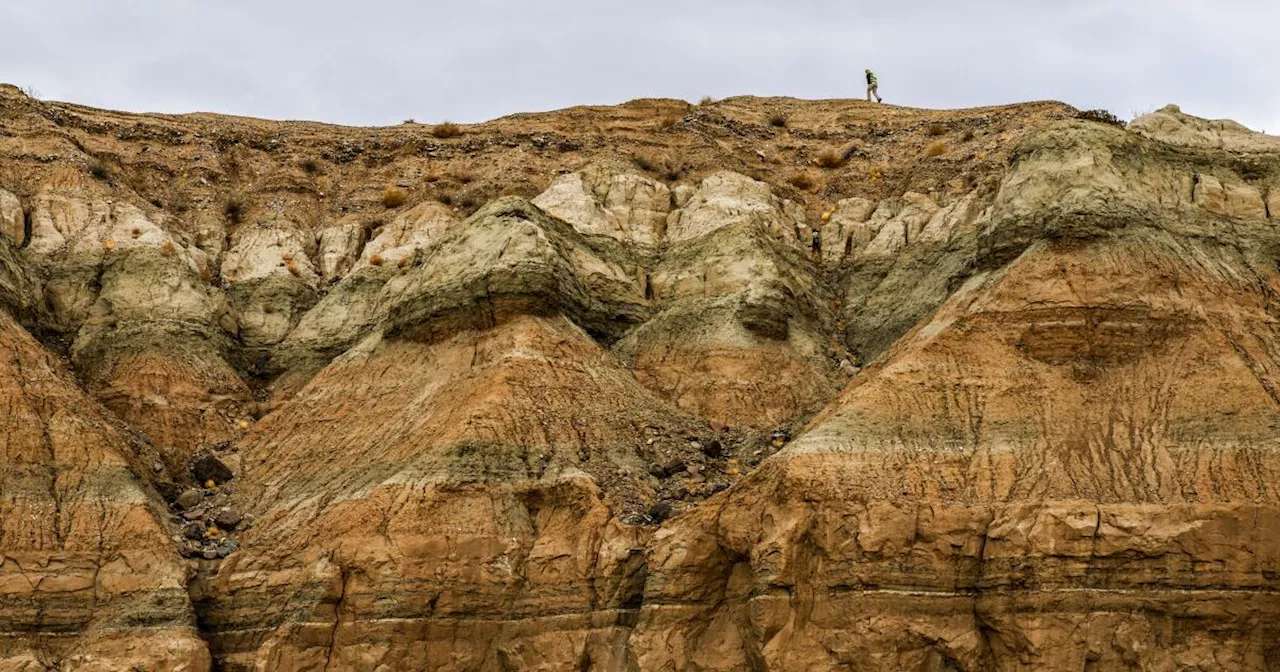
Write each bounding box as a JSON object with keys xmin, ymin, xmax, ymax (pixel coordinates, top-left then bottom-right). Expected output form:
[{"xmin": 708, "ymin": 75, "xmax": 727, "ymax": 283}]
[{"xmin": 4, "ymin": 85, "xmax": 1279, "ymax": 670}]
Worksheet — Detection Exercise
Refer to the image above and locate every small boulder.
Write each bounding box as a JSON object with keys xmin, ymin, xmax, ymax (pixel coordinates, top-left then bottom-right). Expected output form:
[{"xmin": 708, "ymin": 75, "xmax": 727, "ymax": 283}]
[
  {"xmin": 182, "ymin": 522, "xmax": 205, "ymax": 541},
  {"xmin": 176, "ymin": 488, "xmax": 205, "ymax": 511},
  {"xmin": 214, "ymin": 508, "xmax": 244, "ymax": 530},
  {"xmin": 191, "ymin": 454, "xmax": 234, "ymax": 485}
]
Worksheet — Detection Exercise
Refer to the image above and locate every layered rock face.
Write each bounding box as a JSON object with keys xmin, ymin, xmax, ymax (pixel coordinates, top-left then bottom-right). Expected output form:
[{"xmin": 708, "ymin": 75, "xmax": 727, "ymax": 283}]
[
  {"xmin": 634, "ymin": 114, "xmax": 1280, "ymax": 670},
  {"xmin": 2, "ymin": 83, "xmax": 1279, "ymax": 670}
]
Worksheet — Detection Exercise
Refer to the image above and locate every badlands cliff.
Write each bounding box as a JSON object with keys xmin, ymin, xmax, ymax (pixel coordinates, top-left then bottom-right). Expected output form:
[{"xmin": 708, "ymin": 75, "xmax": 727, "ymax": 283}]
[{"xmin": 1, "ymin": 83, "xmax": 1279, "ymax": 670}]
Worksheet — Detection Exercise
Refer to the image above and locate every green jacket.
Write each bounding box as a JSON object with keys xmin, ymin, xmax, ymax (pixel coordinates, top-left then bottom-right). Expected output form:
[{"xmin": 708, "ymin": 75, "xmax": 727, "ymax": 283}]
[{"xmin": 866, "ymin": 71, "xmax": 878, "ymax": 86}]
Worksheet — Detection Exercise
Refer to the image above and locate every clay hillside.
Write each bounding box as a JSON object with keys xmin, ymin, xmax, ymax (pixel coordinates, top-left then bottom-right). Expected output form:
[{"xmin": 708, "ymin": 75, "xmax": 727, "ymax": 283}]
[{"xmin": 2, "ymin": 81, "xmax": 1280, "ymax": 670}]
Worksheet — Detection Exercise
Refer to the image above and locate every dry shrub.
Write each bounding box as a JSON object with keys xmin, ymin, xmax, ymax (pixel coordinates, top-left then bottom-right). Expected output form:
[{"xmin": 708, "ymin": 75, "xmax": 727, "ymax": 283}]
[
  {"xmin": 961, "ymin": 128, "xmax": 975, "ymax": 142},
  {"xmin": 1075, "ymin": 109, "xmax": 1125, "ymax": 127},
  {"xmin": 285, "ymin": 258, "xmax": 300, "ymax": 277},
  {"xmin": 369, "ymin": 254, "xmax": 384, "ymax": 267},
  {"xmin": 435, "ymin": 192, "xmax": 454, "ymax": 206},
  {"xmin": 300, "ymin": 158, "xmax": 321, "ymax": 174},
  {"xmin": 381, "ymin": 186, "xmax": 408, "ymax": 208},
  {"xmin": 768, "ymin": 113, "xmax": 788, "ymax": 128},
  {"xmin": 814, "ymin": 148, "xmax": 848, "ymax": 169},
  {"xmin": 430, "ymin": 122, "xmax": 463, "ymax": 138},
  {"xmin": 659, "ymin": 115, "xmax": 682, "ymax": 130},
  {"xmin": 130, "ymin": 227, "xmax": 141, "ymax": 238},
  {"xmin": 787, "ymin": 173, "xmax": 817, "ymax": 191},
  {"xmin": 88, "ymin": 159, "xmax": 110, "ymax": 181},
  {"xmin": 699, "ymin": 96, "xmax": 715, "ymax": 106},
  {"xmin": 199, "ymin": 266, "xmax": 213, "ymax": 283},
  {"xmin": 224, "ymin": 198, "xmax": 244, "ymax": 224},
  {"xmin": 424, "ymin": 173, "xmax": 441, "ymax": 183},
  {"xmin": 453, "ymin": 172, "xmax": 475, "ymax": 185},
  {"xmin": 926, "ymin": 123, "xmax": 946, "ymax": 136},
  {"xmin": 633, "ymin": 155, "xmax": 659, "ymax": 172},
  {"xmin": 924, "ymin": 141, "xmax": 948, "ymax": 158},
  {"xmin": 160, "ymin": 241, "xmax": 175, "ymax": 257},
  {"xmin": 397, "ymin": 257, "xmax": 409, "ymax": 269}
]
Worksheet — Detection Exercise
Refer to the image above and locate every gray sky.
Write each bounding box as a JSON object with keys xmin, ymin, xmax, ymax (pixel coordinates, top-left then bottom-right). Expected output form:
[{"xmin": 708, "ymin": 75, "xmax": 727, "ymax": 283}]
[{"xmin": 4, "ymin": 1, "xmax": 1277, "ymax": 132}]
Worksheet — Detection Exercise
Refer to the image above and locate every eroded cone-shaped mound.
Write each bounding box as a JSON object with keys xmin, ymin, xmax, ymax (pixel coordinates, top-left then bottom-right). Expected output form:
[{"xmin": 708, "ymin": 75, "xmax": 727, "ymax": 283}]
[
  {"xmin": 200, "ymin": 313, "xmax": 712, "ymax": 670},
  {"xmin": 0, "ymin": 309, "xmax": 209, "ymax": 670}
]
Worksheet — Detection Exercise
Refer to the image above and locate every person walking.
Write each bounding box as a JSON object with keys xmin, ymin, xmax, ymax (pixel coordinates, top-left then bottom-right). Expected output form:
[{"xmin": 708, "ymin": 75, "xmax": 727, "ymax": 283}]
[{"xmin": 866, "ymin": 69, "xmax": 882, "ymax": 103}]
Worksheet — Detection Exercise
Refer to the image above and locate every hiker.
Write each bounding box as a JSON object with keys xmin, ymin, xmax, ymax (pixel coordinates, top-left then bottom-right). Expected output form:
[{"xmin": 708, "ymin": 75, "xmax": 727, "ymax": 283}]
[
  {"xmin": 811, "ymin": 228, "xmax": 822, "ymax": 261},
  {"xmin": 866, "ymin": 69, "xmax": 882, "ymax": 103}
]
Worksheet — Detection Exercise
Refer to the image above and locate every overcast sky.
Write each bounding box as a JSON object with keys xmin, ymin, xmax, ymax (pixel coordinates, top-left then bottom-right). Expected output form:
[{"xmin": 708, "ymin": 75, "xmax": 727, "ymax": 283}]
[{"xmin": 4, "ymin": 1, "xmax": 1277, "ymax": 132}]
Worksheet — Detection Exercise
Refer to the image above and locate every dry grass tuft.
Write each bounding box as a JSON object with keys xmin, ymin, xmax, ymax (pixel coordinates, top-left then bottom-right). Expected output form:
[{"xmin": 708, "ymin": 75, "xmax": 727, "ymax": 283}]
[
  {"xmin": 768, "ymin": 113, "xmax": 788, "ymax": 128},
  {"xmin": 926, "ymin": 123, "xmax": 947, "ymax": 136},
  {"xmin": 199, "ymin": 266, "xmax": 213, "ymax": 283},
  {"xmin": 453, "ymin": 172, "xmax": 475, "ymax": 185},
  {"xmin": 430, "ymin": 122, "xmax": 463, "ymax": 138},
  {"xmin": 160, "ymin": 241, "xmax": 175, "ymax": 257},
  {"xmin": 102, "ymin": 239, "xmax": 117, "ymax": 251},
  {"xmin": 381, "ymin": 187, "xmax": 408, "ymax": 208},
  {"xmin": 961, "ymin": 128, "xmax": 975, "ymax": 142},
  {"xmin": 397, "ymin": 257, "xmax": 409, "ymax": 269},
  {"xmin": 285, "ymin": 258, "xmax": 301, "ymax": 277},
  {"xmin": 699, "ymin": 96, "xmax": 715, "ymax": 106},
  {"xmin": 787, "ymin": 173, "xmax": 817, "ymax": 191},
  {"xmin": 300, "ymin": 158, "xmax": 321, "ymax": 174},
  {"xmin": 924, "ymin": 141, "xmax": 948, "ymax": 158},
  {"xmin": 435, "ymin": 192, "xmax": 454, "ymax": 206},
  {"xmin": 659, "ymin": 115, "xmax": 682, "ymax": 130},
  {"xmin": 424, "ymin": 173, "xmax": 441, "ymax": 183},
  {"xmin": 130, "ymin": 227, "xmax": 141, "ymax": 238},
  {"xmin": 369, "ymin": 254, "xmax": 384, "ymax": 267}
]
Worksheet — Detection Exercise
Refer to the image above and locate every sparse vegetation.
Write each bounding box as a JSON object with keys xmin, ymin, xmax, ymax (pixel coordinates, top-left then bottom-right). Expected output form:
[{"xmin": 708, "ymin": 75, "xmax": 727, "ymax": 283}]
[
  {"xmin": 787, "ymin": 173, "xmax": 817, "ymax": 191},
  {"xmin": 381, "ymin": 186, "xmax": 408, "ymax": 208},
  {"xmin": 961, "ymin": 128, "xmax": 975, "ymax": 142},
  {"xmin": 768, "ymin": 113, "xmax": 788, "ymax": 128},
  {"xmin": 659, "ymin": 115, "xmax": 682, "ymax": 130},
  {"xmin": 699, "ymin": 96, "xmax": 715, "ymax": 106},
  {"xmin": 403, "ymin": 118, "xmax": 416, "ymax": 125},
  {"xmin": 20, "ymin": 85, "xmax": 39, "ymax": 99},
  {"xmin": 300, "ymin": 158, "xmax": 321, "ymax": 174},
  {"xmin": 435, "ymin": 193, "xmax": 454, "ymax": 206},
  {"xmin": 453, "ymin": 172, "xmax": 475, "ymax": 185},
  {"xmin": 88, "ymin": 159, "xmax": 110, "ymax": 181},
  {"xmin": 430, "ymin": 122, "xmax": 463, "ymax": 139},
  {"xmin": 223, "ymin": 198, "xmax": 244, "ymax": 224},
  {"xmin": 924, "ymin": 141, "xmax": 948, "ymax": 158},
  {"xmin": 424, "ymin": 173, "xmax": 441, "ymax": 183},
  {"xmin": 1076, "ymin": 109, "xmax": 1126, "ymax": 128},
  {"xmin": 926, "ymin": 123, "xmax": 946, "ymax": 136}
]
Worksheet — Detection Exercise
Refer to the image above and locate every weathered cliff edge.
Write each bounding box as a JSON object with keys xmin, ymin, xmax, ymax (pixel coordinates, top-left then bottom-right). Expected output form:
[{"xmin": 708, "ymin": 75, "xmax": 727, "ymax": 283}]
[{"xmin": 1, "ymin": 86, "xmax": 1278, "ymax": 670}]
